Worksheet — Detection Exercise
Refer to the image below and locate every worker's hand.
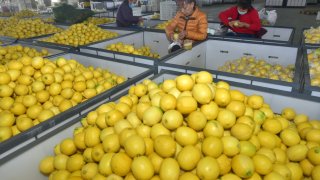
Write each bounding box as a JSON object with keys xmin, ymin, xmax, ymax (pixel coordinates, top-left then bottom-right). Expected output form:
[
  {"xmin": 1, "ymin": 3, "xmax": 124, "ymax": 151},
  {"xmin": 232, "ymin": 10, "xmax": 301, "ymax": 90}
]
[
  {"xmin": 228, "ymin": 20, "xmax": 238, "ymax": 28},
  {"xmin": 238, "ymin": 22, "xmax": 250, "ymax": 28},
  {"xmin": 179, "ymin": 30, "xmax": 187, "ymax": 40}
]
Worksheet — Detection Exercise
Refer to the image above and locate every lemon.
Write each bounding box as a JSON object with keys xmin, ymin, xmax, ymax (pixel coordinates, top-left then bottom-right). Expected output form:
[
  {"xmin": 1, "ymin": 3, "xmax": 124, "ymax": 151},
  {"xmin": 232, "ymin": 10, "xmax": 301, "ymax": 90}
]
[
  {"xmin": 260, "ymin": 107, "xmax": 274, "ymax": 119},
  {"xmin": 99, "ymin": 153, "xmax": 114, "ymax": 176},
  {"xmin": 176, "ymin": 74, "xmax": 194, "ymax": 91},
  {"xmin": 222, "ymin": 136, "xmax": 240, "ymax": 157},
  {"xmin": 162, "ymin": 110, "xmax": 183, "ymax": 130},
  {"xmin": 220, "ymin": 173, "xmax": 241, "ymax": 180},
  {"xmin": 262, "ymin": 118, "xmax": 283, "ymax": 134},
  {"xmin": 114, "ymin": 102, "xmax": 131, "ymax": 117},
  {"xmin": 131, "ymin": 156, "xmax": 154, "ymax": 180},
  {"xmin": 196, "ymin": 156, "xmax": 220, "ymax": 179},
  {"xmin": 217, "ymin": 109, "xmax": 236, "ymax": 129},
  {"xmin": 253, "ymin": 110, "xmax": 266, "ymax": 125},
  {"xmin": 272, "ymin": 163, "xmax": 291, "ymax": 180},
  {"xmin": 287, "ymin": 144, "xmax": 308, "ymax": 162},
  {"xmin": 192, "ymin": 83, "xmax": 213, "ymax": 104},
  {"xmin": 124, "ymin": 135, "xmax": 146, "ymax": 158},
  {"xmin": 38, "ymin": 109, "xmax": 55, "ymax": 122},
  {"xmin": 312, "ymin": 165, "xmax": 320, "ymax": 180},
  {"xmin": 54, "ymin": 154, "xmax": 69, "ymax": 170},
  {"xmin": 60, "ymin": 138, "xmax": 77, "ymax": 156},
  {"xmin": 214, "ymin": 88, "xmax": 231, "ymax": 107},
  {"xmin": 74, "ymin": 131, "xmax": 86, "ymax": 150},
  {"xmin": 280, "ymin": 129, "xmax": 301, "ymax": 147},
  {"xmin": 217, "ymin": 154, "xmax": 231, "ymax": 175},
  {"xmin": 231, "ymin": 154, "xmax": 255, "ymax": 178},
  {"xmin": 175, "ymin": 126, "xmax": 198, "ymax": 146},
  {"xmin": 85, "ymin": 126, "xmax": 101, "ymax": 148},
  {"xmin": 148, "ymin": 152, "xmax": 163, "ymax": 174},
  {"xmin": 264, "ymin": 172, "xmax": 285, "ymax": 180},
  {"xmin": 0, "ymin": 111, "xmax": 15, "ymax": 127},
  {"xmin": 252, "ymin": 154, "xmax": 273, "ymax": 175},
  {"xmin": 16, "ymin": 117, "xmax": 33, "ymax": 132},
  {"xmin": 247, "ymin": 95, "xmax": 264, "ymax": 109},
  {"xmin": 307, "ymin": 146, "xmax": 320, "ymax": 165},
  {"xmin": 39, "ymin": 156, "xmax": 55, "ymax": 175},
  {"xmin": 92, "ymin": 145, "xmax": 105, "ymax": 162},
  {"xmin": 256, "ymin": 147, "xmax": 276, "ymax": 163},
  {"xmin": 51, "ymin": 170, "xmax": 70, "ymax": 180},
  {"xmin": 281, "ymin": 107, "xmax": 296, "ymax": 120},
  {"xmin": 111, "ymin": 152, "xmax": 132, "ymax": 177},
  {"xmin": 195, "ymin": 71, "xmax": 213, "ymax": 83},
  {"xmin": 176, "ymin": 96, "xmax": 197, "ymax": 115},
  {"xmin": 239, "ymin": 141, "xmax": 256, "ymax": 157},
  {"xmin": 134, "ymin": 84, "xmax": 147, "ymax": 97},
  {"xmin": 293, "ymin": 114, "xmax": 308, "ymax": 124},
  {"xmin": 136, "ymin": 124, "xmax": 151, "ymax": 138},
  {"xmin": 0, "ymin": 84, "xmax": 13, "ymax": 97},
  {"xmin": 226, "ymin": 100, "xmax": 246, "ymax": 117},
  {"xmin": 200, "ymin": 101, "xmax": 219, "ymax": 120},
  {"xmin": 136, "ymin": 102, "xmax": 151, "ymax": 120},
  {"xmin": 203, "ymin": 120, "xmax": 224, "ymax": 138},
  {"xmin": 114, "ymin": 119, "xmax": 132, "ymax": 134},
  {"xmin": 160, "ymin": 94, "xmax": 176, "ymax": 111},
  {"xmin": 179, "ymin": 172, "xmax": 199, "ymax": 180},
  {"xmin": 231, "ymin": 123, "xmax": 253, "ymax": 141},
  {"xmin": 286, "ymin": 162, "xmax": 303, "ymax": 180},
  {"xmin": 159, "ymin": 158, "xmax": 180, "ymax": 180},
  {"xmin": 177, "ymin": 145, "xmax": 201, "ymax": 171},
  {"xmin": 0, "ymin": 72, "xmax": 11, "ymax": 85},
  {"xmin": 306, "ymin": 129, "xmax": 320, "ymax": 143},
  {"xmin": 229, "ymin": 89, "xmax": 245, "ymax": 102},
  {"xmin": 143, "ymin": 106, "xmax": 163, "ymax": 126},
  {"xmin": 119, "ymin": 128, "xmax": 137, "ymax": 147},
  {"xmin": 0, "ymin": 97, "xmax": 14, "ymax": 110},
  {"xmin": 257, "ymin": 131, "xmax": 277, "ymax": 149},
  {"xmin": 154, "ymin": 135, "xmax": 176, "ymax": 158},
  {"xmin": 162, "ymin": 79, "xmax": 176, "ymax": 93},
  {"xmin": 81, "ymin": 163, "xmax": 98, "ymax": 179},
  {"xmin": 299, "ymin": 159, "xmax": 314, "ymax": 177},
  {"xmin": 144, "ymin": 137, "xmax": 154, "ymax": 155},
  {"xmin": 202, "ymin": 136, "xmax": 223, "ymax": 158},
  {"xmin": 22, "ymin": 95, "xmax": 37, "ymax": 107},
  {"xmin": 187, "ymin": 111, "xmax": 207, "ymax": 131}
]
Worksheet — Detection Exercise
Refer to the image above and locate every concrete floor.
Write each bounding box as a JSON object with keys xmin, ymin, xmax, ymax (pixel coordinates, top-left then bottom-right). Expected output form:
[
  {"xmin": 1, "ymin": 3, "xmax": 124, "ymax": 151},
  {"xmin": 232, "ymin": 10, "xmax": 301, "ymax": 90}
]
[{"xmin": 199, "ymin": 0, "xmax": 319, "ymax": 45}]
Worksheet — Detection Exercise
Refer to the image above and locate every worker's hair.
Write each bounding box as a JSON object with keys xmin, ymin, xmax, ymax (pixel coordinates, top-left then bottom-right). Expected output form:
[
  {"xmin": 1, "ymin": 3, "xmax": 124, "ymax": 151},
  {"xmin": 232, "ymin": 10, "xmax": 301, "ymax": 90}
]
[
  {"xmin": 183, "ymin": 0, "xmax": 197, "ymax": 9},
  {"xmin": 237, "ymin": 0, "xmax": 252, "ymax": 9}
]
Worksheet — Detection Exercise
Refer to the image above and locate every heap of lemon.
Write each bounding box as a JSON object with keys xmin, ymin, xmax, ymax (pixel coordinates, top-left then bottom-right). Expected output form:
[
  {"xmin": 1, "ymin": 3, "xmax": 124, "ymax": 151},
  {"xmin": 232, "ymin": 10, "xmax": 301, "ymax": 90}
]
[
  {"xmin": 218, "ymin": 56, "xmax": 295, "ymax": 82},
  {"xmin": 307, "ymin": 48, "xmax": 320, "ymax": 86},
  {"xmin": 304, "ymin": 26, "xmax": 320, "ymax": 44},
  {"xmin": 13, "ymin": 9, "xmax": 38, "ymax": 19},
  {"xmin": 42, "ymin": 23, "xmax": 118, "ymax": 47},
  {"xmin": 0, "ymin": 56, "xmax": 126, "ymax": 142},
  {"xmin": 83, "ymin": 17, "xmax": 115, "ymax": 25},
  {"xmin": 39, "ymin": 71, "xmax": 320, "ymax": 180},
  {"xmin": 0, "ymin": 18, "xmax": 62, "ymax": 39},
  {"xmin": 0, "ymin": 44, "xmax": 49, "ymax": 65},
  {"xmin": 106, "ymin": 42, "xmax": 160, "ymax": 58},
  {"xmin": 155, "ymin": 20, "xmax": 172, "ymax": 30}
]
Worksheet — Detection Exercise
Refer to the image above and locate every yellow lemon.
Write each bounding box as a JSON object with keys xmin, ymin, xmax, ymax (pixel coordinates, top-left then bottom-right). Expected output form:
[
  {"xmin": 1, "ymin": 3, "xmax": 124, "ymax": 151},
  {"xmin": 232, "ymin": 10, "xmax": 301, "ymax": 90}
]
[
  {"xmin": 247, "ymin": 95, "xmax": 264, "ymax": 109},
  {"xmin": 39, "ymin": 156, "xmax": 55, "ymax": 175},
  {"xmin": 252, "ymin": 154, "xmax": 273, "ymax": 175},
  {"xmin": 131, "ymin": 156, "xmax": 154, "ymax": 180},
  {"xmin": 154, "ymin": 135, "xmax": 176, "ymax": 158},
  {"xmin": 217, "ymin": 109, "xmax": 236, "ymax": 129},
  {"xmin": 177, "ymin": 145, "xmax": 201, "ymax": 171},
  {"xmin": 214, "ymin": 88, "xmax": 231, "ymax": 107},
  {"xmin": 110, "ymin": 152, "xmax": 132, "ymax": 177},
  {"xmin": 176, "ymin": 74, "xmax": 194, "ymax": 91},
  {"xmin": 196, "ymin": 156, "xmax": 220, "ymax": 179},
  {"xmin": 176, "ymin": 96, "xmax": 197, "ymax": 115},
  {"xmin": 202, "ymin": 136, "xmax": 223, "ymax": 158},
  {"xmin": 231, "ymin": 154, "xmax": 255, "ymax": 178}
]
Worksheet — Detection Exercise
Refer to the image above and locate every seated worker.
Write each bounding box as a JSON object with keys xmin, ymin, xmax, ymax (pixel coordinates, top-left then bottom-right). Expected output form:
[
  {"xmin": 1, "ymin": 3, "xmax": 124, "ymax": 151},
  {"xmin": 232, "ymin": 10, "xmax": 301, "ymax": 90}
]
[
  {"xmin": 165, "ymin": 0, "xmax": 208, "ymax": 51},
  {"xmin": 116, "ymin": 0, "xmax": 143, "ymax": 27},
  {"xmin": 218, "ymin": 0, "xmax": 262, "ymax": 38}
]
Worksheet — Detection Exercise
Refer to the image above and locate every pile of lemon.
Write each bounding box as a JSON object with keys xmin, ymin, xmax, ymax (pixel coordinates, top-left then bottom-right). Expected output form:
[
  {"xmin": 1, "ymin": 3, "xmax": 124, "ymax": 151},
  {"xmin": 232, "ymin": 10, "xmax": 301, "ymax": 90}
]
[
  {"xmin": 83, "ymin": 17, "xmax": 115, "ymax": 25},
  {"xmin": 106, "ymin": 42, "xmax": 160, "ymax": 58},
  {"xmin": 218, "ymin": 56, "xmax": 295, "ymax": 82},
  {"xmin": 304, "ymin": 26, "xmax": 320, "ymax": 44},
  {"xmin": 42, "ymin": 23, "xmax": 118, "ymax": 47},
  {"xmin": 307, "ymin": 48, "xmax": 320, "ymax": 86},
  {"xmin": 155, "ymin": 20, "xmax": 172, "ymax": 30},
  {"xmin": 0, "ymin": 56, "xmax": 126, "ymax": 142},
  {"xmin": 0, "ymin": 44, "xmax": 49, "ymax": 65},
  {"xmin": 0, "ymin": 18, "xmax": 62, "ymax": 39},
  {"xmin": 39, "ymin": 71, "xmax": 320, "ymax": 180}
]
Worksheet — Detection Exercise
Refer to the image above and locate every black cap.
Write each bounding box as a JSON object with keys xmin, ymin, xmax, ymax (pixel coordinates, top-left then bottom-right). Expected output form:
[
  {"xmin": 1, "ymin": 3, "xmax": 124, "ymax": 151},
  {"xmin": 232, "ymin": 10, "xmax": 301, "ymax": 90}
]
[{"xmin": 237, "ymin": 0, "xmax": 252, "ymax": 9}]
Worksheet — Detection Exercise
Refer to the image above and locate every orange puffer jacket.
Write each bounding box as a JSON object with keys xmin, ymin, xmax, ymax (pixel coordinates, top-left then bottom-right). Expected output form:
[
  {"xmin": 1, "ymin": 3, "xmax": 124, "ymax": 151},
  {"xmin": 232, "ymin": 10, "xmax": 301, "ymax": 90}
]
[{"xmin": 165, "ymin": 7, "xmax": 208, "ymax": 41}]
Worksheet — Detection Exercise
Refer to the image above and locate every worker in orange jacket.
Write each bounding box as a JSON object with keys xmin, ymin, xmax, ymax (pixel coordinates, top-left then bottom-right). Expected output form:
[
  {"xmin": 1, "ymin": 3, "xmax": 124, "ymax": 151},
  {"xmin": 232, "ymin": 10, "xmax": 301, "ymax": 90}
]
[{"xmin": 165, "ymin": 0, "xmax": 208, "ymax": 46}]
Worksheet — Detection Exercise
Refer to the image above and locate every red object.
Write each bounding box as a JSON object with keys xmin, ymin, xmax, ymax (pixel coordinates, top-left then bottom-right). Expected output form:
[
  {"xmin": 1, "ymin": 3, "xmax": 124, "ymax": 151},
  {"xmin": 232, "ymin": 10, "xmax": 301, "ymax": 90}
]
[{"xmin": 219, "ymin": 6, "xmax": 261, "ymax": 35}]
